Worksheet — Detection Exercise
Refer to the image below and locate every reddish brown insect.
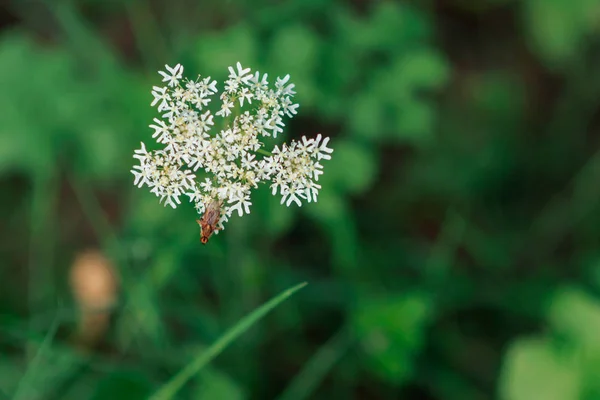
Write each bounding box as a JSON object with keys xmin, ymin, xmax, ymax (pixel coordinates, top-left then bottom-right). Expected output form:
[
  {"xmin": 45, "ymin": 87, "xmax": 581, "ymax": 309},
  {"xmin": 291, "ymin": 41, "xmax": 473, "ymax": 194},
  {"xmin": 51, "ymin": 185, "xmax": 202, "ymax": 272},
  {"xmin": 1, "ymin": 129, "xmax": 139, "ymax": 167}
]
[{"xmin": 196, "ymin": 199, "xmax": 223, "ymax": 244}]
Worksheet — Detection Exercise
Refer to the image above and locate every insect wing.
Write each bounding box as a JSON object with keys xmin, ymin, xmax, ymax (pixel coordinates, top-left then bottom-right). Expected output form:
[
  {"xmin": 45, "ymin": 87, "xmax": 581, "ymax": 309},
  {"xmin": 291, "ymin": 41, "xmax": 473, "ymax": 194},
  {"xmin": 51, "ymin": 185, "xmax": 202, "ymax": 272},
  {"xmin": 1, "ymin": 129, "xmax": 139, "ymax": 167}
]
[{"xmin": 198, "ymin": 200, "xmax": 223, "ymax": 244}]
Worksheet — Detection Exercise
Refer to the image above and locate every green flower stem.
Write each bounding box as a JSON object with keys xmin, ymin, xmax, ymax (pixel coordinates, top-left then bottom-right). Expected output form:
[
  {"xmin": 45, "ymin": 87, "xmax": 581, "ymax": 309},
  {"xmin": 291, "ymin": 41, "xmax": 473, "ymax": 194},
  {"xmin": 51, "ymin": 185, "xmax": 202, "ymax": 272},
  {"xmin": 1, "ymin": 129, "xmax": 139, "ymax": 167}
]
[
  {"xmin": 149, "ymin": 282, "xmax": 308, "ymax": 400},
  {"xmin": 256, "ymin": 148, "xmax": 273, "ymax": 157}
]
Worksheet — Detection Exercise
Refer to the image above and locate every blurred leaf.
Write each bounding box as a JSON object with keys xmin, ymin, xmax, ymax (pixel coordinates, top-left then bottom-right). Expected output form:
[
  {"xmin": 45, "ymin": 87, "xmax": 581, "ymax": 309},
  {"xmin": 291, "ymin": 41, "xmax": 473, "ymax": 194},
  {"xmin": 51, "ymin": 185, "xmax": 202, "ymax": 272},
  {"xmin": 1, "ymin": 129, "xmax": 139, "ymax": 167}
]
[
  {"xmin": 267, "ymin": 24, "xmax": 321, "ymax": 105},
  {"xmin": 92, "ymin": 369, "xmax": 153, "ymax": 400},
  {"xmin": 386, "ymin": 50, "xmax": 449, "ymax": 142},
  {"xmin": 305, "ymin": 191, "xmax": 359, "ymax": 271},
  {"xmin": 0, "ymin": 33, "xmax": 65, "ymax": 174},
  {"xmin": 368, "ymin": 2, "xmax": 431, "ymax": 54},
  {"xmin": 352, "ymin": 293, "xmax": 432, "ymax": 385},
  {"xmin": 195, "ymin": 367, "xmax": 245, "ymax": 400},
  {"xmin": 336, "ymin": 3, "xmax": 431, "ymax": 55},
  {"xmin": 13, "ymin": 315, "xmax": 59, "ymax": 400},
  {"xmin": 348, "ymin": 94, "xmax": 387, "ymax": 139},
  {"xmin": 385, "ymin": 49, "xmax": 450, "ymax": 93},
  {"xmin": 15, "ymin": 349, "xmax": 82, "ymax": 400},
  {"xmin": 126, "ymin": 191, "xmax": 177, "ymax": 230},
  {"xmin": 349, "ymin": 49, "xmax": 448, "ymax": 142},
  {"xmin": 395, "ymin": 101, "xmax": 436, "ymax": 143},
  {"xmin": 317, "ymin": 43, "xmax": 359, "ymax": 117},
  {"xmin": 319, "ymin": 139, "xmax": 376, "ymax": 195},
  {"xmin": 0, "ymin": 31, "xmax": 148, "ymax": 179},
  {"xmin": 193, "ymin": 24, "xmax": 259, "ymax": 78},
  {"xmin": 471, "ymin": 73, "xmax": 525, "ymax": 123},
  {"xmin": 524, "ymin": 0, "xmax": 600, "ymax": 68},
  {"xmin": 0, "ymin": 358, "xmax": 24, "ymax": 396},
  {"xmin": 499, "ymin": 337, "xmax": 581, "ymax": 400},
  {"xmin": 254, "ymin": 188, "xmax": 295, "ymax": 237},
  {"xmin": 548, "ymin": 287, "xmax": 600, "ymax": 357}
]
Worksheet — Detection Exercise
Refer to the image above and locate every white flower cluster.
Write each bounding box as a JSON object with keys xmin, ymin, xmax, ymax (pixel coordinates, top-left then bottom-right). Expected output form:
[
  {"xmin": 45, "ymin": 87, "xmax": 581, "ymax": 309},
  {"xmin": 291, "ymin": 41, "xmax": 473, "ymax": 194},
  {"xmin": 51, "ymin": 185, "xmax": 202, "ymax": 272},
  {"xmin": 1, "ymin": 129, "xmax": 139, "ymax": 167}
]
[{"xmin": 131, "ymin": 62, "xmax": 333, "ymax": 232}]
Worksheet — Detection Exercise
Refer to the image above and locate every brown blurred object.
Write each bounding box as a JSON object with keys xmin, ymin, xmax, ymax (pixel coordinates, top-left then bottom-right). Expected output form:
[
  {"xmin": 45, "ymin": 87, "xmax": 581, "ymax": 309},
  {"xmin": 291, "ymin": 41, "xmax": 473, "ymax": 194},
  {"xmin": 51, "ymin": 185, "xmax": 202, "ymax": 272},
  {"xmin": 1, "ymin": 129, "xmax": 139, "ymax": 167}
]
[{"xmin": 69, "ymin": 249, "xmax": 119, "ymax": 347}]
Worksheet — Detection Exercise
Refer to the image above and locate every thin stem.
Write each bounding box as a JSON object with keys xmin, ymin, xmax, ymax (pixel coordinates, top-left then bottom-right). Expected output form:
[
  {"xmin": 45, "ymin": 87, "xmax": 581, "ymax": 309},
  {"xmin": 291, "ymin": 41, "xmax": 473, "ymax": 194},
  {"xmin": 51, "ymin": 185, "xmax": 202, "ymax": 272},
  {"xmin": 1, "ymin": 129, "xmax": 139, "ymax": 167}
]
[
  {"xmin": 256, "ymin": 148, "xmax": 273, "ymax": 157},
  {"xmin": 125, "ymin": 0, "xmax": 168, "ymax": 68}
]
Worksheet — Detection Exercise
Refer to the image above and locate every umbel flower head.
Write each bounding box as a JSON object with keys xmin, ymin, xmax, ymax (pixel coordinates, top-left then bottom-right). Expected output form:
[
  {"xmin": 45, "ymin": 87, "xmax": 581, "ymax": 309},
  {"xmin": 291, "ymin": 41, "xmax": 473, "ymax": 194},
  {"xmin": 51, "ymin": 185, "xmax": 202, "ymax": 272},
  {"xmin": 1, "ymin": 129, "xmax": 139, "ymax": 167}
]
[{"xmin": 131, "ymin": 62, "xmax": 333, "ymax": 241}]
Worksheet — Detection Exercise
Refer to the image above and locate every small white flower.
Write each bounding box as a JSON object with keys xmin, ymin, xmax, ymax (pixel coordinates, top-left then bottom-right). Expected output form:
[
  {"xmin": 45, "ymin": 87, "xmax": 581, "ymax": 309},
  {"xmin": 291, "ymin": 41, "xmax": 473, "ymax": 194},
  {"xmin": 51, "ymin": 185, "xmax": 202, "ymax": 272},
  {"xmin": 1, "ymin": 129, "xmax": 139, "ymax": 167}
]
[
  {"xmin": 162, "ymin": 190, "xmax": 181, "ymax": 209},
  {"xmin": 199, "ymin": 77, "xmax": 218, "ymax": 96},
  {"xmin": 267, "ymin": 116, "xmax": 285, "ymax": 138},
  {"xmin": 158, "ymin": 64, "xmax": 183, "ymax": 87},
  {"xmin": 200, "ymin": 178, "xmax": 213, "ymax": 192},
  {"xmin": 186, "ymin": 186, "xmax": 203, "ymax": 203},
  {"xmin": 280, "ymin": 185, "xmax": 305, "ymax": 207},
  {"xmin": 131, "ymin": 164, "xmax": 148, "ymax": 187},
  {"xmin": 149, "ymin": 118, "xmax": 171, "ymax": 142},
  {"xmin": 312, "ymin": 134, "xmax": 334, "ymax": 161},
  {"xmin": 304, "ymin": 180, "xmax": 321, "ymax": 203},
  {"xmin": 216, "ymin": 95, "xmax": 234, "ymax": 117},
  {"xmin": 250, "ymin": 71, "xmax": 269, "ymax": 93},
  {"xmin": 280, "ymin": 96, "xmax": 299, "ymax": 117},
  {"xmin": 151, "ymin": 86, "xmax": 170, "ymax": 110},
  {"xmin": 276, "ymin": 74, "xmax": 296, "ymax": 96},
  {"xmin": 133, "ymin": 141, "xmax": 149, "ymax": 163},
  {"xmin": 228, "ymin": 62, "xmax": 252, "ymax": 84},
  {"xmin": 197, "ymin": 111, "xmax": 214, "ymax": 134},
  {"xmin": 238, "ymin": 87, "xmax": 253, "ymax": 106},
  {"xmin": 227, "ymin": 193, "xmax": 252, "ymax": 217}
]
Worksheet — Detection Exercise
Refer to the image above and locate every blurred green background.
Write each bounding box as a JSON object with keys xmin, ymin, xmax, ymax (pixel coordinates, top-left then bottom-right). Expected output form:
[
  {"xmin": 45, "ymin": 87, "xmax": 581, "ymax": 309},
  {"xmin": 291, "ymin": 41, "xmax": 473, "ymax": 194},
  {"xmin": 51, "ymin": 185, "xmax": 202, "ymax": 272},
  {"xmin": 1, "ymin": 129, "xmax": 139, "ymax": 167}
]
[{"xmin": 1, "ymin": 0, "xmax": 600, "ymax": 399}]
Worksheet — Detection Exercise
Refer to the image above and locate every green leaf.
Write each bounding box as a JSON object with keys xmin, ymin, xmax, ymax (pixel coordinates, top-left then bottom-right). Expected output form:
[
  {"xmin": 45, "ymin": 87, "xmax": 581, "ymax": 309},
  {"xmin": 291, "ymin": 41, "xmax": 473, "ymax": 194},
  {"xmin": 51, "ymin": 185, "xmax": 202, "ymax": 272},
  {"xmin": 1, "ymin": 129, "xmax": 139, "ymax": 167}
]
[
  {"xmin": 254, "ymin": 188, "xmax": 295, "ymax": 238},
  {"xmin": 548, "ymin": 287, "xmax": 600, "ymax": 356},
  {"xmin": 336, "ymin": 3, "xmax": 431, "ymax": 55},
  {"xmin": 305, "ymin": 192, "xmax": 359, "ymax": 271},
  {"xmin": 268, "ymin": 24, "xmax": 320, "ymax": 74},
  {"xmin": 470, "ymin": 72, "xmax": 526, "ymax": 125},
  {"xmin": 319, "ymin": 139, "xmax": 377, "ymax": 195},
  {"xmin": 0, "ymin": 357, "xmax": 24, "ymax": 396},
  {"xmin": 0, "ymin": 31, "xmax": 147, "ymax": 179},
  {"xmin": 266, "ymin": 24, "xmax": 321, "ymax": 105},
  {"xmin": 386, "ymin": 49, "xmax": 450, "ymax": 93},
  {"xmin": 193, "ymin": 24, "xmax": 259, "ymax": 78},
  {"xmin": 524, "ymin": 0, "xmax": 599, "ymax": 68},
  {"xmin": 368, "ymin": 2, "xmax": 430, "ymax": 53},
  {"xmin": 195, "ymin": 367, "xmax": 245, "ymax": 400},
  {"xmin": 499, "ymin": 337, "xmax": 581, "ymax": 400},
  {"xmin": 352, "ymin": 293, "xmax": 432, "ymax": 385},
  {"xmin": 91, "ymin": 369, "xmax": 154, "ymax": 400},
  {"xmin": 348, "ymin": 94, "xmax": 386, "ymax": 140},
  {"xmin": 395, "ymin": 101, "xmax": 436, "ymax": 143}
]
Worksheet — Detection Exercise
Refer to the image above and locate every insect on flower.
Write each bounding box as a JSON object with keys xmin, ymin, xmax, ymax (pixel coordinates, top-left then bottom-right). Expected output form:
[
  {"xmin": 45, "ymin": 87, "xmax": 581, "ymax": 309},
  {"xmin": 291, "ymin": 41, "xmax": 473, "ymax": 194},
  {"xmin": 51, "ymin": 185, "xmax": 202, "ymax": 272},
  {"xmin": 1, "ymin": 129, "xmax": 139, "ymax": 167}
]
[{"xmin": 196, "ymin": 199, "xmax": 223, "ymax": 244}]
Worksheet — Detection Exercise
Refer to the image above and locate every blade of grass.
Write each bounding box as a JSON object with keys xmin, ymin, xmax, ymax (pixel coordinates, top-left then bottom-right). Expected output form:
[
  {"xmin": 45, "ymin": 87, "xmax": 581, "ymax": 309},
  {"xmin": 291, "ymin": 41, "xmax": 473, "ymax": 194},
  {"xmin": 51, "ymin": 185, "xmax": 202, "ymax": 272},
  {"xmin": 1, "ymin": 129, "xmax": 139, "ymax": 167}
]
[
  {"xmin": 13, "ymin": 311, "xmax": 60, "ymax": 400},
  {"xmin": 27, "ymin": 171, "xmax": 57, "ymax": 365},
  {"xmin": 149, "ymin": 281, "xmax": 308, "ymax": 400},
  {"xmin": 276, "ymin": 326, "xmax": 352, "ymax": 400},
  {"xmin": 125, "ymin": 0, "xmax": 168, "ymax": 68}
]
